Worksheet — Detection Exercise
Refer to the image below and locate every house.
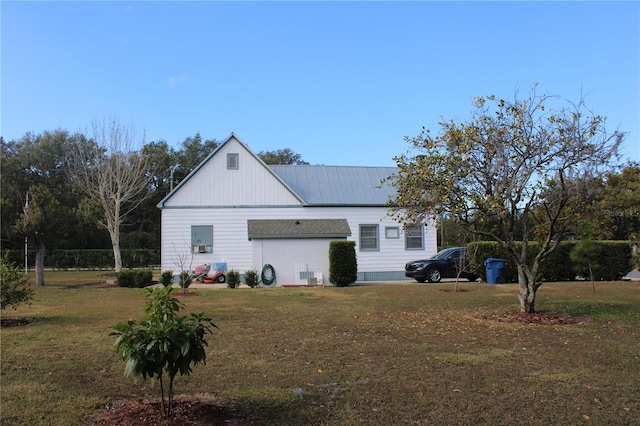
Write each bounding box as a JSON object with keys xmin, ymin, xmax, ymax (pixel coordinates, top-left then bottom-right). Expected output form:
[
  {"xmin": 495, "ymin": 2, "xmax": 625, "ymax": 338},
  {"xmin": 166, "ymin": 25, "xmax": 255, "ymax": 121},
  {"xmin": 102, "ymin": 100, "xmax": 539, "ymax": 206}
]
[{"xmin": 157, "ymin": 133, "xmax": 437, "ymax": 285}]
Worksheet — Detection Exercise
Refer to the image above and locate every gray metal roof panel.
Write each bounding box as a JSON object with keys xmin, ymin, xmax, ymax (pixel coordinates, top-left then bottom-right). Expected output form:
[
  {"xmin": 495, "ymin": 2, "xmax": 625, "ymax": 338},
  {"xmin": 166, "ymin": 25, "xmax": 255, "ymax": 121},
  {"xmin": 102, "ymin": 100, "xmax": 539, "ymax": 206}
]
[{"xmin": 269, "ymin": 165, "xmax": 398, "ymax": 206}]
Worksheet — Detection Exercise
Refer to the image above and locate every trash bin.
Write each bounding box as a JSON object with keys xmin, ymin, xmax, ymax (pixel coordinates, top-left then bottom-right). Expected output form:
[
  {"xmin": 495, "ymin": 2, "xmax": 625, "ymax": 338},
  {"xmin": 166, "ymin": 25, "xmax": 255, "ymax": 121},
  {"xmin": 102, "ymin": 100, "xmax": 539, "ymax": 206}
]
[{"xmin": 484, "ymin": 258, "xmax": 506, "ymax": 284}]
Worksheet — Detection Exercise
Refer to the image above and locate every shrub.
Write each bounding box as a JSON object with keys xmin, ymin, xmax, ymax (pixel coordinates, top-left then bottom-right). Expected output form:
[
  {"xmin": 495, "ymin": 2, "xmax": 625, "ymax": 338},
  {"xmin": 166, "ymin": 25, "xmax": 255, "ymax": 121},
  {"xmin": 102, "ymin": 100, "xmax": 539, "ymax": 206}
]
[
  {"xmin": 0, "ymin": 258, "xmax": 34, "ymax": 310},
  {"xmin": 117, "ymin": 270, "xmax": 153, "ymax": 288},
  {"xmin": 111, "ymin": 286, "xmax": 217, "ymax": 419},
  {"xmin": 227, "ymin": 269, "xmax": 240, "ymax": 288},
  {"xmin": 134, "ymin": 270, "xmax": 153, "ymax": 288},
  {"xmin": 179, "ymin": 270, "xmax": 192, "ymax": 290},
  {"xmin": 116, "ymin": 270, "xmax": 135, "ymax": 288},
  {"xmin": 329, "ymin": 240, "xmax": 357, "ymax": 287},
  {"xmin": 160, "ymin": 270, "xmax": 174, "ymax": 287},
  {"xmin": 595, "ymin": 241, "xmax": 633, "ymax": 280},
  {"xmin": 244, "ymin": 269, "xmax": 259, "ymax": 288},
  {"xmin": 468, "ymin": 240, "xmax": 632, "ymax": 282}
]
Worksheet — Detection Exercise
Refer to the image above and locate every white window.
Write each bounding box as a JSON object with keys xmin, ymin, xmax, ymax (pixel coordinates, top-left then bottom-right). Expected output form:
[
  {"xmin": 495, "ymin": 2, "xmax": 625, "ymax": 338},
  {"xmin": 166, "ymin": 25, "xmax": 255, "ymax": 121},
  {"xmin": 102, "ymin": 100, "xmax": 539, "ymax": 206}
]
[
  {"xmin": 227, "ymin": 153, "xmax": 239, "ymax": 170},
  {"xmin": 360, "ymin": 224, "xmax": 379, "ymax": 251},
  {"xmin": 405, "ymin": 224, "xmax": 424, "ymax": 250},
  {"xmin": 385, "ymin": 227, "xmax": 400, "ymax": 239},
  {"xmin": 191, "ymin": 225, "xmax": 213, "ymax": 254}
]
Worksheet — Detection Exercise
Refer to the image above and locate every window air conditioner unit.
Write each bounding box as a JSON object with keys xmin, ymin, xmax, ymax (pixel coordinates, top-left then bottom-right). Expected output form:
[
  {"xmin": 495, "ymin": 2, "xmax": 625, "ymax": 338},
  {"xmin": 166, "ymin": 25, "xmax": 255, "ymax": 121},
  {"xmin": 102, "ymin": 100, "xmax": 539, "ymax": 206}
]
[{"xmin": 198, "ymin": 245, "xmax": 207, "ymax": 253}]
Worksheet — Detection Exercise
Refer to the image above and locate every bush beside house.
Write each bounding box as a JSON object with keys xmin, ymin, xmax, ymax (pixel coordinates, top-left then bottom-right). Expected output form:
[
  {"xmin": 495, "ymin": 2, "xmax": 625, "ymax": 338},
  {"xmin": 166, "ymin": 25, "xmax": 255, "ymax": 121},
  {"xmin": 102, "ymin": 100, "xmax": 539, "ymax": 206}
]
[{"xmin": 329, "ymin": 241, "xmax": 357, "ymax": 287}]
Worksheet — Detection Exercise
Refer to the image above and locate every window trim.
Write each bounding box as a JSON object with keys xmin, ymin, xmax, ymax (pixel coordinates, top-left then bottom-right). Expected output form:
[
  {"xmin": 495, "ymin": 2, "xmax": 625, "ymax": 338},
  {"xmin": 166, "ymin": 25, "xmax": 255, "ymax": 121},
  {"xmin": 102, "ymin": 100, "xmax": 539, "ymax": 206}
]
[
  {"xmin": 385, "ymin": 226, "xmax": 400, "ymax": 239},
  {"xmin": 359, "ymin": 224, "xmax": 380, "ymax": 252},
  {"xmin": 404, "ymin": 223, "xmax": 424, "ymax": 250},
  {"xmin": 227, "ymin": 153, "xmax": 239, "ymax": 170},
  {"xmin": 191, "ymin": 225, "xmax": 213, "ymax": 254}
]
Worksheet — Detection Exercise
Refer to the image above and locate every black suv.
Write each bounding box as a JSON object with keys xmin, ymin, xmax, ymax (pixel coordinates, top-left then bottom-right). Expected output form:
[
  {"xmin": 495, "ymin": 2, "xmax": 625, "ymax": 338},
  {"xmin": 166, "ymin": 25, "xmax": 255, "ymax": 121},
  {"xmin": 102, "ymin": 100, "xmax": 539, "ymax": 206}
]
[{"xmin": 405, "ymin": 247, "xmax": 477, "ymax": 283}]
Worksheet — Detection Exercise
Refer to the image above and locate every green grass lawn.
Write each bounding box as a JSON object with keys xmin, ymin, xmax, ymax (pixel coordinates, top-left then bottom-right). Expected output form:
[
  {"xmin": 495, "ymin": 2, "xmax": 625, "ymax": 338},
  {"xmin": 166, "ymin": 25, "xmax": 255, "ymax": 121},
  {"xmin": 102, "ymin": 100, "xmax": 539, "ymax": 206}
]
[{"xmin": 2, "ymin": 271, "xmax": 639, "ymax": 425}]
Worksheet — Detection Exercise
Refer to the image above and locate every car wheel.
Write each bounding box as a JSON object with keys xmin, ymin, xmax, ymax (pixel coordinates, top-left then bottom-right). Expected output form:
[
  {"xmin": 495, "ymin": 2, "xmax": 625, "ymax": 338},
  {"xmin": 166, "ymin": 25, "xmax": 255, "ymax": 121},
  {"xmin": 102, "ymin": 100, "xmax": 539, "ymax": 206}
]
[
  {"xmin": 427, "ymin": 268, "xmax": 442, "ymax": 283},
  {"xmin": 216, "ymin": 274, "xmax": 226, "ymax": 283}
]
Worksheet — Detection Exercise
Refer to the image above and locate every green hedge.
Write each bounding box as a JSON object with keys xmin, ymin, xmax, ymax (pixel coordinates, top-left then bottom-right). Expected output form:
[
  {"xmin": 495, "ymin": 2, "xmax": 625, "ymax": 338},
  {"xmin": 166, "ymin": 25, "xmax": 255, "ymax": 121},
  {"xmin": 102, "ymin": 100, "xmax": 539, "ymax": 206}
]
[
  {"xmin": 116, "ymin": 269, "xmax": 154, "ymax": 288},
  {"xmin": 329, "ymin": 241, "xmax": 357, "ymax": 287},
  {"xmin": 467, "ymin": 241, "xmax": 633, "ymax": 283},
  {"xmin": 2, "ymin": 249, "xmax": 160, "ymax": 270}
]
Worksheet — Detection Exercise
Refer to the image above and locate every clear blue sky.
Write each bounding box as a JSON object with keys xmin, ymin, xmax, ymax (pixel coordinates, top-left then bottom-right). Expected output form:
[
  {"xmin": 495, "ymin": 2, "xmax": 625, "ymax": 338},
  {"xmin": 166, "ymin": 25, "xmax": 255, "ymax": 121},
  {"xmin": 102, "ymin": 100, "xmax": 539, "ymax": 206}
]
[{"xmin": 2, "ymin": 1, "xmax": 639, "ymax": 166}]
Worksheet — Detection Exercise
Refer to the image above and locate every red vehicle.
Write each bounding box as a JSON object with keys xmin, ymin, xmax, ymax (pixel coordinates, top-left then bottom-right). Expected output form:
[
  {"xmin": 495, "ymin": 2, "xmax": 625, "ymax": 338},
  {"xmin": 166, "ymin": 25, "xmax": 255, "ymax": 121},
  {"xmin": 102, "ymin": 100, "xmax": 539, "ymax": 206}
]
[{"xmin": 192, "ymin": 262, "xmax": 227, "ymax": 283}]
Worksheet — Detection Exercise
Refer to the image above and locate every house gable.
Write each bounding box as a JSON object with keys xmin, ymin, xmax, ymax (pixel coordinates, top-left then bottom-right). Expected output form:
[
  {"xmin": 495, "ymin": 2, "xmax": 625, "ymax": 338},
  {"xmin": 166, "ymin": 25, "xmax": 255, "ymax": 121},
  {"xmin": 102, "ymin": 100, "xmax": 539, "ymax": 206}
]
[{"xmin": 158, "ymin": 133, "xmax": 304, "ymax": 208}]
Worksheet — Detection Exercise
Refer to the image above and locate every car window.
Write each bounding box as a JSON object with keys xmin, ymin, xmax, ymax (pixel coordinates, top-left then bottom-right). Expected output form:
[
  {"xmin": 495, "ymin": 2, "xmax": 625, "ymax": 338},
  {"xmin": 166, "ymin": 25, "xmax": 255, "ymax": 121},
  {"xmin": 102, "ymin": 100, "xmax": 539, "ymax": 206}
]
[{"xmin": 432, "ymin": 249, "xmax": 454, "ymax": 259}]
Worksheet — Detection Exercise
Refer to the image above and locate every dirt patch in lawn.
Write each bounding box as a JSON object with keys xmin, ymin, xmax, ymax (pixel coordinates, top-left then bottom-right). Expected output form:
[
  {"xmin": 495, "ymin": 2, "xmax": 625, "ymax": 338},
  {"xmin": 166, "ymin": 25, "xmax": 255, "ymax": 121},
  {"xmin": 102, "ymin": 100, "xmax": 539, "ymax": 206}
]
[
  {"xmin": 479, "ymin": 311, "xmax": 590, "ymax": 325},
  {"xmin": 0, "ymin": 317, "xmax": 43, "ymax": 328},
  {"xmin": 85, "ymin": 395, "xmax": 251, "ymax": 426}
]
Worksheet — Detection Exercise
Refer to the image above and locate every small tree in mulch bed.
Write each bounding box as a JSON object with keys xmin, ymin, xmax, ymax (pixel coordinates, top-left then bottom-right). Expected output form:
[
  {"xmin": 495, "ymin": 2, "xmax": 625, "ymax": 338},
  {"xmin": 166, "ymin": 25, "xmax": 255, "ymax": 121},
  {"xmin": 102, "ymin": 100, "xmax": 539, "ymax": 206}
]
[
  {"xmin": 570, "ymin": 238, "xmax": 602, "ymax": 293},
  {"xmin": 111, "ymin": 286, "xmax": 217, "ymax": 419}
]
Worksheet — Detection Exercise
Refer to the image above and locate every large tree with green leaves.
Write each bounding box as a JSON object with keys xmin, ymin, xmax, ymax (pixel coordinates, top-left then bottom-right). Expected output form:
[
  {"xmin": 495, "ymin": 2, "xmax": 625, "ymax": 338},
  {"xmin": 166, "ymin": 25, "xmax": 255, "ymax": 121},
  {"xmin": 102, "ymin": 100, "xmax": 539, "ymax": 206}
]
[
  {"xmin": 258, "ymin": 148, "xmax": 309, "ymax": 165},
  {"xmin": 591, "ymin": 163, "xmax": 640, "ymax": 240},
  {"xmin": 388, "ymin": 86, "xmax": 622, "ymax": 313}
]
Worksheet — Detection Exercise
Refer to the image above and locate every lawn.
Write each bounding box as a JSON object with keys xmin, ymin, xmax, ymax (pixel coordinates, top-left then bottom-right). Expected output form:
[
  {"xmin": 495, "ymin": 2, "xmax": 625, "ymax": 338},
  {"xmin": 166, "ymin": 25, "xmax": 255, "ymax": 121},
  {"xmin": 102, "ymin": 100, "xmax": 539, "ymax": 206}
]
[{"xmin": 1, "ymin": 271, "xmax": 639, "ymax": 425}]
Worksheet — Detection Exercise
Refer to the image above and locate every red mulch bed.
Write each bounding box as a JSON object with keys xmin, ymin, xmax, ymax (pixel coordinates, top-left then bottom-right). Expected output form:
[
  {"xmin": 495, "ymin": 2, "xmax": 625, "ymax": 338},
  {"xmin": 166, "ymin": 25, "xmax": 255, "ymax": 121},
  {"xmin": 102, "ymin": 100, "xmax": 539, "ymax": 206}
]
[{"xmin": 85, "ymin": 395, "xmax": 251, "ymax": 426}]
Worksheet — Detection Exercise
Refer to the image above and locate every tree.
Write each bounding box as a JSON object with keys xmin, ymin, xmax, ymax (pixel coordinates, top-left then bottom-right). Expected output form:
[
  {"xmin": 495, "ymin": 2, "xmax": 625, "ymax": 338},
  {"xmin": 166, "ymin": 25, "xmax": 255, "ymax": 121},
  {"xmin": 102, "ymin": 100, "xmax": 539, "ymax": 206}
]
[
  {"xmin": 111, "ymin": 286, "xmax": 216, "ymax": 418},
  {"xmin": 388, "ymin": 86, "xmax": 622, "ymax": 313},
  {"xmin": 1, "ymin": 131, "xmax": 97, "ymax": 252},
  {"xmin": 0, "ymin": 258, "xmax": 34, "ymax": 310},
  {"xmin": 15, "ymin": 184, "xmax": 65, "ymax": 286},
  {"xmin": 590, "ymin": 163, "xmax": 640, "ymax": 240},
  {"xmin": 69, "ymin": 119, "xmax": 152, "ymax": 272},
  {"xmin": 258, "ymin": 148, "xmax": 309, "ymax": 165},
  {"xmin": 570, "ymin": 238, "xmax": 601, "ymax": 292},
  {"xmin": 174, "ymin": 133, "xmax": 218, "ymax": 179}
]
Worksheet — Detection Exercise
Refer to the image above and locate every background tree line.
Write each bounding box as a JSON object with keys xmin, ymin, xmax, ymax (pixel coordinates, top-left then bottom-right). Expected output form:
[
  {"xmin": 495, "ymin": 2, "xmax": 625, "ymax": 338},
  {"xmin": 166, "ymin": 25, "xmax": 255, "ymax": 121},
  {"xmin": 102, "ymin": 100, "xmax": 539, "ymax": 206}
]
[
  {"xmin": 1, "ymin": 128, "xmax": 309, "ymax": 274},
  {"xmin": 1, "ymin": 127, "xmax": 638, "ymax": 266}
]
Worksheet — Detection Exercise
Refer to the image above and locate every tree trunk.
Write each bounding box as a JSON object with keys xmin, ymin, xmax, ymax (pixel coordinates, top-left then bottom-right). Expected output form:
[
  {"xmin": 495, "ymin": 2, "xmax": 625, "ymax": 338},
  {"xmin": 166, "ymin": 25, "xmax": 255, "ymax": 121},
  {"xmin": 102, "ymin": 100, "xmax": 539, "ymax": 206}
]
[
  {"xmin": 517, "ymin": 266, "xmax": 537, "ymax": 313},
  {"xmin": 35, "ymin": 238, "xmax": 46, "ymax": 286},
  {"xmin": 109, "ymin": 228, "xmax": 123, "ymax": 273}
]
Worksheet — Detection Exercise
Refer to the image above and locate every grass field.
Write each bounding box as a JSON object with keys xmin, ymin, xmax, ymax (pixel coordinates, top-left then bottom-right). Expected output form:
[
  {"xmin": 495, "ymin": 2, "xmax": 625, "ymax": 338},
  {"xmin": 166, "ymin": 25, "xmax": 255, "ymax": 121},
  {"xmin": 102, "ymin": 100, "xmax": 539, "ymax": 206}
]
[{"xmin": 1, "ymin": 271, "xmax": 639, "ymax": 425}]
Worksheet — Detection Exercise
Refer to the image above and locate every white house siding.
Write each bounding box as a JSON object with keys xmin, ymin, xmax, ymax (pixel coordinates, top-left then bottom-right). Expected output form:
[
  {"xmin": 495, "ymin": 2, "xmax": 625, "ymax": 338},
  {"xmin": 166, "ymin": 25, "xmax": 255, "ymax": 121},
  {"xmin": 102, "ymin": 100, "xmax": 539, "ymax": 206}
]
[
  {"xmin": 160, "ymin": 205, "xmax": 438, "ymax": 284},
  {"xmin": 252, "ymin": 238, "xmax": 333, "ymax": 285},
  {"xmin": 163, "ymin": 138, "xmax": 301, "ymax": 208}
]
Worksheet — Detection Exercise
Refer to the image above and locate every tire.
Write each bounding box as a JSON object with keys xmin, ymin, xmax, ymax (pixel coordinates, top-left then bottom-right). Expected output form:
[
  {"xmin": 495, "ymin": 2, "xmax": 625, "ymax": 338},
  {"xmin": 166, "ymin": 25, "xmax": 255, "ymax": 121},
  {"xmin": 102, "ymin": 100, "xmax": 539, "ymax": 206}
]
[
  {"xmin": 216, "ymin": 274, "xmax": 226, "ymax": 283},
  {"xmin": 426, "ymin": 268, "xmax": 442, "ymax": 283}
]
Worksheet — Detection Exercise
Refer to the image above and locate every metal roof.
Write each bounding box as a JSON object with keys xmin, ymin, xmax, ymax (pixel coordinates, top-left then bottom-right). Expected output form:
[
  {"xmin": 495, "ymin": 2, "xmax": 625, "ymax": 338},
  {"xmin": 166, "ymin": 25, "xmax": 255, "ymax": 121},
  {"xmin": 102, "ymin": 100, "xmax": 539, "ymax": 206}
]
[
  {"xmin": 247, "ymin": 219, "xmax": 352, "ymax": 239},
  {"xmin": 269, "ymin": 165, "xmax": 398, "ymax": 206}
]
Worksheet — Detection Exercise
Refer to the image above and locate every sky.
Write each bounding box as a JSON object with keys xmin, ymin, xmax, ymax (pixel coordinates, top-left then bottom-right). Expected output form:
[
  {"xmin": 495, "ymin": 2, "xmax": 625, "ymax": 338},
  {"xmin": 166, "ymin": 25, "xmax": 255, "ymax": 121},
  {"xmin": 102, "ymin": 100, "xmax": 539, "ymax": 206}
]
[{"xmin": 2, "ymin": 1, "xmax": 639, "ymax": 166}]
